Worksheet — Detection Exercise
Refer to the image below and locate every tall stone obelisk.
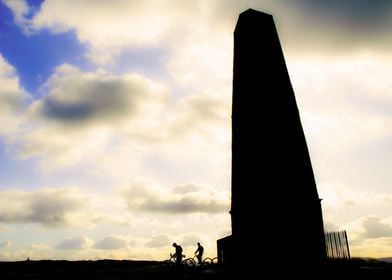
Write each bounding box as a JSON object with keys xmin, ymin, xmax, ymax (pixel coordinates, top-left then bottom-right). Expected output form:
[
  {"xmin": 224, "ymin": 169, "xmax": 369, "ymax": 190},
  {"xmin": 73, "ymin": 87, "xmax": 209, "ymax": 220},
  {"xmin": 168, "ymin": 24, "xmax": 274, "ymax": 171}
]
[{"xmin": 231, "ymin": 9, "xmax": 326, "ymax": 274}]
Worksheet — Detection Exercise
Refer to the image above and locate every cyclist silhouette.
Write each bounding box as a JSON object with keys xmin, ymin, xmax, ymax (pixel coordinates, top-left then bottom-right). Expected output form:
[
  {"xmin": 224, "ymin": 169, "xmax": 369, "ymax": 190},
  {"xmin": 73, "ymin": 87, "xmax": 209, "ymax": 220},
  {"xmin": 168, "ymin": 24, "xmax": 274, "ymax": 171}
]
[
  {"xmin": 194, "ymin": 242, "xmax": 204, "ymax": 264},
  {"xmin": 172, "ymin": 243, "xmax": 183, "ymax": 265}
]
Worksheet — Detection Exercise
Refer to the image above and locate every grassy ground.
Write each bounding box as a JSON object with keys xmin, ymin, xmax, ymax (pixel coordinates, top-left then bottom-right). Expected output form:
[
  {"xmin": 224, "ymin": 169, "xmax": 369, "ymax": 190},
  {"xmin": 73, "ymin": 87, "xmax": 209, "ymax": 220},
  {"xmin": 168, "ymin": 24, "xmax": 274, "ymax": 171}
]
[
  {"xmin": 0, "ymin": 259, "xmax": 225, "ymax": 280},
  {"xmin": 322, "ymin": 258, "xmax": 392, "ymax": 279},
  {"xmin": 1, "ymin": 258, "xmax": 392, "ymax": 279}
]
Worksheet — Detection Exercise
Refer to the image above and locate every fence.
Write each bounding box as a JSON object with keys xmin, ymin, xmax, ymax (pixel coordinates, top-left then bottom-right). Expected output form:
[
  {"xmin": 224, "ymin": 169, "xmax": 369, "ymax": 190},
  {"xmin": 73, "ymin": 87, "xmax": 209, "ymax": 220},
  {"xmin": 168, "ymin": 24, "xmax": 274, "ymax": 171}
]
[{"xmin": 325, "ymin": 230, "xmax": 350, "ymax": 259}]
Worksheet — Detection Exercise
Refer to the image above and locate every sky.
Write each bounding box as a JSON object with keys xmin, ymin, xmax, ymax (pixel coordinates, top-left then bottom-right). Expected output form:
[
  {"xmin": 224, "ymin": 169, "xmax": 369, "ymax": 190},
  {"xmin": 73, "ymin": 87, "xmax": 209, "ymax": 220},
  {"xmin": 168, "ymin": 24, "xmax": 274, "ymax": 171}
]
[{"xmin": 0, "ymin": 0, "xmax": 392, "ymax": 261}]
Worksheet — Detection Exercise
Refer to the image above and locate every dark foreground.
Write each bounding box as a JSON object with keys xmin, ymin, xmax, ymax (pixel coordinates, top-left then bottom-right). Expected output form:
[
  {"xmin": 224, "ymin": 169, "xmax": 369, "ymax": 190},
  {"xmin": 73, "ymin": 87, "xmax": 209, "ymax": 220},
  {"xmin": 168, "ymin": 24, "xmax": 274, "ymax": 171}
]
[
  {"xmin": 0, "ymin": 259, "xmax": 225, "ymax": 280},
  {"xmin": 1, "ymin": 258, "xmax": 392, "ymax": 279}
]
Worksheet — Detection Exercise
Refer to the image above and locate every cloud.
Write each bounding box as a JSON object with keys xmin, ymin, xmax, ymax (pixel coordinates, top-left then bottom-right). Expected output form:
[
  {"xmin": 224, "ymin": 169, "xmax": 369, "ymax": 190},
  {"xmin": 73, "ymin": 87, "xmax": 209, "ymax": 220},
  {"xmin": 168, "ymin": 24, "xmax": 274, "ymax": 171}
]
[
  {"xmin": 289, "ymin": 0, "xmax": 392, "ymax": 28},
  {"xmin": 31, "ymin": 64, "xmax": 169, "ymax": 127},
  {"xmin": 274, "ymin": 0, "xmax": 392, "ymax": 54},
  {"xmin": 0, "ymin": 187, "xmax": 85, "ymax": 226},
  {"xmin": 1, "ymin": 1, "xmax": 232, "ymax": 178},
  {"xmin": 172, "ymin": 184, "xmax": 200, "ymax": 194},
  {"xmin": 1, "ymin": 0, "xmax": 33, "ymax": 34},
  {"xmin": 317, "ymin": 183, "xmax": 392, "ymax": 257},
  {"xmin": 94, "ymin": 236, "xmax": 128, "ymax": 250},
  {"xmin": 170, "ymin": 94, "xmax": 230, "ymax": 139},
  {"xmin": 29, "ymin": 0, "xmax": 196, "ymax": 64},
  {"xmin": 0, "ymin": 54, "xmax": 28, "ymax": 135},
  {"xmin": 322, "ymin": 220, "xmax": 341, "ymax": 232},
  {"xmin": 57, "ymin": 235, "xmax": 92, "ymax": 250},
  {"xmin": 145, "ymin": 234, "xmax": 170, "ymax": 248},
  {"xmin": 350, "ymin": 237, "xmax": 392, "ymax": 258},
  {"xmin": 181, "ymin": 234, "xmax": 201, "ymax": 247},
  {"xmin": 124, "ymin": 182, "xmax": 229, "ymax": 214},
  {"xmin": 365, "ymin": 220, "xmax": 392, "ymax": 240},
  {"xmin": 7, "ymin": 0, "xmax": 392, "ymax": 63},
  {"xmin": 7, "ymin": 64, "xmax": 171, "ymax": 169},
  {"xmin": 318, "ymin": 182, "xmax": 392, "ymax": 225},
  {"xmin": 346, "ymin": 215, "xmax": 392, "ymax": 257},
  {"xmin": 289, "ymin": 54, "xmax": 392, "ymax": 193},
  {"xmin": 0, "ymin": 240, "xmax": 12, "ymax": 248},
  {"xmin": 356, "ymin": 216, "xmax": 392, "ymax": 239},
  {"xmin": 0, "ymin": 225, "xmax": 12, "ymax": 233},
  {"xmin": 0, "ymin": 60, "xmax": 230, "ymax": 177}
]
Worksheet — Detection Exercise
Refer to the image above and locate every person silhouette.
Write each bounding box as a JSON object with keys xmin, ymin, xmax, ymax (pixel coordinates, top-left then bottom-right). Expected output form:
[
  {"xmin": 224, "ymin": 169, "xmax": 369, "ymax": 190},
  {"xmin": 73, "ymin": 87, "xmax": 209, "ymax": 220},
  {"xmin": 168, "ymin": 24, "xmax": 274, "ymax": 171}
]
[
  {"xmin": 172, "ymin": 242, "xmax": 183, "ymax": 265},
  {"xmin": 194, "ymin": 242, "xmax": 204, "ymax": 264}
]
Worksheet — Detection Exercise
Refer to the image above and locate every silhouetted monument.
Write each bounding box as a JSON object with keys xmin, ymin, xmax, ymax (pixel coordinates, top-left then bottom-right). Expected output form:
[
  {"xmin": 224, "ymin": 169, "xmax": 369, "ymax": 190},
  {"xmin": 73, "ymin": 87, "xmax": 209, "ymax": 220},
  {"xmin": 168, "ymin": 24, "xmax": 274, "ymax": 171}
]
[{"xmin": 225, "ymin": 9, "xmax": 326, "ymax": 275}]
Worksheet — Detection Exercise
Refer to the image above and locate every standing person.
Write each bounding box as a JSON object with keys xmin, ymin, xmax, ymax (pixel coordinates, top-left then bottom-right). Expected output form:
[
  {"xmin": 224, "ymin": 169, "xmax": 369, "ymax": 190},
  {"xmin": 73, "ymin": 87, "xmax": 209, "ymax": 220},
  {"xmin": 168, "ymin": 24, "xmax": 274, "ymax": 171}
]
[
  {"xmin": 194, "ymin": 242, "xmax": 204, "ymax": 264},
  {"xmin": 172, "ymin": 243, "xmax": 183, "ymax": 265}
]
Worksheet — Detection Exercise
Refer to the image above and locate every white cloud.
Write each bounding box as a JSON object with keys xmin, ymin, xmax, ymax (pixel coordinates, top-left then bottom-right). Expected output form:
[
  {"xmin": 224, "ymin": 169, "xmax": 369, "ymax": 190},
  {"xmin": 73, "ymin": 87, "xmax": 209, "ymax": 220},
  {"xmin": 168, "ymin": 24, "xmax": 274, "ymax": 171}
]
[
  {"xmin": 344, "ymin": 215, "xmax": 392, "ymax": 257},
  {"xmin": 123, "ymin": 181, "xmax": 229, "ymax": 214},
  {"xmin": 10, "ymin": 65, "xmax": 169, "ymax": 169},
  {"xmin": 57, "ymin": 235, "xmax": 93, "ymax": 250},
  {"xmin": 1, "ymin": 0, "xmax": 33, "ymax": 34},
  {"xmin": 31, "ymin": 64, "xmax": 169, "ymax": 128},
  {"xmin": 172, "ymin": 184, "xmax": 200, "ymax": 194},
  {"xmin": 0, "ymin": 240, "xmax": 12, "ymax": 248},
  {"xmin": 181, "ymin": 234, "xmax": 201, "ymax": 247},
  {"xmin": 318, "ymin": 183, "xmax": 392, "ymax": 258},
  {"xmin": 288, "ymin": 53, "xmax": 392, "ymax": 193},
  {"xmin": 30, "ymin": 0, "xmax": 198, "ymax": 64},
  {"xmin": 322, "ymin": 219, "xmax": 341, "ymax": 232},
  {"xmin": 24, "ymin": 0, "xmax": 236, "ymax": 99},
  {"xmin": 145, "ymin": 234, "xmax": 170, "ymax": 248},
  {"xmin": 290, "ymin": 53, "xmax": 392, "ymax": 147},
  {"xmin": 350, "ymin": 237, "xmax": 392, "ymax": 258},
  {"xmin": 0, "ymin": 225, "xmax": 12, "ymax": 233},
  {"xmin": 94, "ymin": 235, "xmax": 128, "ymax": 250},
  {"xmin": 0, "ymin": 187, "xmax": 86, "ymax": 226},
  {"xmin": 359, "ymin": 216, "xmax": 392, "ymax": 239},
  {"xmin": 11, "ymin": 0, "xmax": 392, "ymax": 260},
  {"xmin": 170, "ymin": 93, "xmax": 230, "ymax": 139},
  {"xmin": 0, "ymin": 61, "xmax": 230, "ymax": 190},
  {"xmin": 319, "ymin": 182, "xmax": 392, "ymax": 225},
  {"xmin": 0, "ymin": 54, "xmax": 28, "ymax": 135}
]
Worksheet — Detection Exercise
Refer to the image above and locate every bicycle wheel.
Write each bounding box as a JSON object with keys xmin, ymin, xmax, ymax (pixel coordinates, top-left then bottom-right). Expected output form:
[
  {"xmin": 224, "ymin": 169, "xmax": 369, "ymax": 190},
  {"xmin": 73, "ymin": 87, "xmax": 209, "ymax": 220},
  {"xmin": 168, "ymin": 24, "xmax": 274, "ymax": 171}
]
[
  {"xmin": 202, "ymin": 257, "xmax": 218, "ymax": 265},
  {"xmin": 183, "ymin": 258, "xmax": 196, "ymax": 267}
]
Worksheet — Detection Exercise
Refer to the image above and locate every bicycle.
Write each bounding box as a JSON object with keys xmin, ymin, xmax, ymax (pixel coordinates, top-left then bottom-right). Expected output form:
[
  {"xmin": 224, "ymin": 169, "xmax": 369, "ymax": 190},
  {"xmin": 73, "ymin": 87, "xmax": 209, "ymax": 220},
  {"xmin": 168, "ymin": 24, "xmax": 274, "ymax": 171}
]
[
  {"xmin": 202, "ymin": 257, "xmax": 218, "ymax": 266},
  {"xmin": 163, "ymin": 253, "xmax": 217, "ymax": 267},
  {"xmin": 164, "ymin": 253, "xmax": 196, "ymax": 267}
]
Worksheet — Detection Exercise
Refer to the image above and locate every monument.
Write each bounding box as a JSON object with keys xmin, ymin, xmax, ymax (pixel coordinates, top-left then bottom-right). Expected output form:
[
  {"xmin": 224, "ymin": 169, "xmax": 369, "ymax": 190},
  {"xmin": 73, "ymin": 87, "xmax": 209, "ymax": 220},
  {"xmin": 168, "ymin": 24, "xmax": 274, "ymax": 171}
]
[{"xmin": 226, "ymin": 9, "xmax": 326, "ymax": 275}]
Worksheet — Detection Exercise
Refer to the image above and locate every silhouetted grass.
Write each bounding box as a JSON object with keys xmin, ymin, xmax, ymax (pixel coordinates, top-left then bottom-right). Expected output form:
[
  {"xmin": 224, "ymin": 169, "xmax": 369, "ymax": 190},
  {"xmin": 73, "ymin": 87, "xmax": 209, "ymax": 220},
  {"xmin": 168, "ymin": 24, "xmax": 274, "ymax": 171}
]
[
  {"xmin": 0, "ymin": 259, "xmax": 224, "ymax": 280},
  {"xmin": 2, "ymin": 258, "xmax": 392, "ymax": 279},
  {"xmin": 322, "ymin": 257, "xmax": 392, "ymax": 279}
]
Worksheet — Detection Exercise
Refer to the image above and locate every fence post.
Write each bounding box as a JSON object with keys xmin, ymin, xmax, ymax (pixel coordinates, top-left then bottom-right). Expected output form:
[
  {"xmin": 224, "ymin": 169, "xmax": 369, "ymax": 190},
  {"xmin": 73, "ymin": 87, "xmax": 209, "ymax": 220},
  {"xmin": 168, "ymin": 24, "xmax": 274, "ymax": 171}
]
[
  {"xmin": 344, "ymin": 231, "xmax": 351, "ymax": 259},
  {"xmin": 324, "ymin": 230, "xmax": 350, "ymax": 260}
]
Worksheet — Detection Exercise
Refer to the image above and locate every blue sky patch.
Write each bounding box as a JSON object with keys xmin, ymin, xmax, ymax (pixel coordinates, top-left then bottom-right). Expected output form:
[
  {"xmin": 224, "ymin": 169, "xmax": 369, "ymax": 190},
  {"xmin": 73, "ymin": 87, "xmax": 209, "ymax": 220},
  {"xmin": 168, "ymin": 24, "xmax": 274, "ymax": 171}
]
[{"xmin": 0, "ymin": 1, "xmax": 92, "ymax": 95}]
